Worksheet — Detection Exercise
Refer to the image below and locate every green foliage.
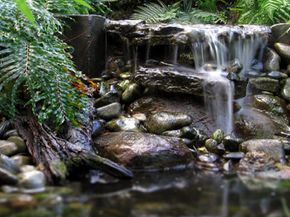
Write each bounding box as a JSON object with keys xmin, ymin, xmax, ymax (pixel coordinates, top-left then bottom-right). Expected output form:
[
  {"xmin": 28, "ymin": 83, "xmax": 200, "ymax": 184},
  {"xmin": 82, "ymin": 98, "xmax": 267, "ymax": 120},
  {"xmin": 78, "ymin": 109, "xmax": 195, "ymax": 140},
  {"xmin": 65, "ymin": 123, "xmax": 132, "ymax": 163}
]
[
  {"xmin": 131, "ymin": 0, "xmax": 225, "ymax": 24},
  {"xmin": 234, "ymin": 0, "xmax": 290, "ymax": 24},
  {"xmin": 177, "ymin": 9, "xmax": 226, "ymax": 24},
  {"xmin": 0, "ymin": 0, "xmax": 89, "ymax": 126},
  {"xmin": 131, "ymin": 0, "xmax": 180, "ymax": 23}
]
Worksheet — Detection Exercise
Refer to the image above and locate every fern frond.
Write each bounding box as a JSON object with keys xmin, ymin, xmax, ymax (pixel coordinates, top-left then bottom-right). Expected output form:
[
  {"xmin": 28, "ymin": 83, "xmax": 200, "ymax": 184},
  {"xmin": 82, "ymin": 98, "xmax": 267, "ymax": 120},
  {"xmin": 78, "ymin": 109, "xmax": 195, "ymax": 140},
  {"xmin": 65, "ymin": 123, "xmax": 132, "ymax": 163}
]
[
  {"xmin": 176, "ymin": 9, "xmax": 226, "ymax": 24},
  {"xmin": 0, "ymin": 0, "xmax": 89, "ymax": 126},
  {"xmin": 131, "ymin": 0, "xmax": 179, "ymax": 23}
]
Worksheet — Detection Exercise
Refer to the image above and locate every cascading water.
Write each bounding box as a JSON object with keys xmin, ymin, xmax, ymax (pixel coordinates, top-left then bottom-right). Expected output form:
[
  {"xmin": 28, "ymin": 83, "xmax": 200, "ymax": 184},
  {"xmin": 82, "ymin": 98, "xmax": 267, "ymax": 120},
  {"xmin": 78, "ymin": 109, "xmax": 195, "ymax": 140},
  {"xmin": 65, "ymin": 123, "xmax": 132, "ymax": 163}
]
[{"xmin": 187, "ymin": 26, "xmax": 268, "ymax": 134}]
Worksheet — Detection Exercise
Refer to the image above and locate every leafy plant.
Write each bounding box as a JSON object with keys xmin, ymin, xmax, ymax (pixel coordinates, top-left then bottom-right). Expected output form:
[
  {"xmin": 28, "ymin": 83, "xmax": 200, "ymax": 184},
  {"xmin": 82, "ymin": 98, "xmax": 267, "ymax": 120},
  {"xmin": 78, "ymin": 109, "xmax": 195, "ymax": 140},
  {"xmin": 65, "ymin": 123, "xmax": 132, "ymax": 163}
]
[
  {"xmin": 131, "ymin": 0, "xmax": 225, "ymax": 24},
  {"xmin": 0, "ymin": 0, "xmax": 90, "ymax": 126},
  {"xmin": 234, "ymin": 0, "xmax": 290, "ymax": 24},
  {"xmin": 131, "ymin": 0, "xmax": 180, "ymax": 23}
]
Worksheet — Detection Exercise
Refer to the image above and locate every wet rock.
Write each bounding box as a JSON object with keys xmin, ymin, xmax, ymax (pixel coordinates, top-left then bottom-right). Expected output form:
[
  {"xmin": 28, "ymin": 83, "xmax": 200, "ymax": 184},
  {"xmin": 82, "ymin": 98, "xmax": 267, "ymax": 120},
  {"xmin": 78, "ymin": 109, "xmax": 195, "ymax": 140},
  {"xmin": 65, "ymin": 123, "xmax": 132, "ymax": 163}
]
[
  {"xmin": 94, "ymin": 132, "xmax": 193, "ymax": 170},
  {"xmin": 95, "ymin": 102, "xmax": 122, "ymax": 120},
  {"xmin": 235, "ymin": 108, "xmax": 288, "ymax": 139},
  {"xmin": 20, "ymin": 165, "xmax": 37, "ymax": 173},
  {"xmin": 274, "ymin": 43, "xmax": 290, "ymax": 63},
  {"xmin": 198, "ymin": 153, "xmax": 219, "ymax": 163},
  {"xmin": 122, "ymin": 83, "xmax": 143, "ymax": 103},
  {"xmin": 205, "ymin": 139, "xmax": 218, "ymax": 153},
  {"xmin": 106, "ymin": 117, "xmax": 140, "ymax": 132},
  {"xmin": 119, "ymin": 72, "xmax": 131, "ymax": 79},
  {"xmin": 117, "ymin": 80, "xmax": 130, "ymax": 92},
  {"xmin": 132, "ymin": 113, "xmax": 147, "ymax": 122},
  {"xmin": 227, "ymin": 59, "xmax": 243, "ymax": 74},
  {"xmin": 248, "ymin": 77, "xmax": 279, "ymax": 94},
  {"xmin": 11, "ymin": 155, "xmax": 32, "ymax": 167},
  {"xmin": 223, "ymin": 152, "xmax": 245, "ymax": 160},
  {"xmin": 247, "ymin": 70, "xmax": 262, "ymax": 78},
  {"xmin": 267, "ymin": 71, "xmax": 287, "ymax": 79},
  {"xmin": 264, "ymin": 48, "xmax": 280, "ymax": 71},
  {"xmin": 211, "ymin": 129, "xmax": 224, "ymax": 144},
  {"xmin": 7, "ymin": 136, "xmax": 26, "ymax": 153},
  {"xmin": 223, "ymin": 135, "xmax": 243, "ymax": 152},
  {"xmin": 0, "ymin": 140, "xmax": 18, "ymax": 156},
  {"xmin": 144, "ymin": 112, "xmax": 192, "ymax": 134},
  {"xmin": 252, "ymin": 94, "xmax": 288, "ymax": 121},
  {"xmin": 3, "ymin": 129, "xmax": 18, "ymax": 139},
  {"xmin": 128, "ymin": 95, "xmax": 215, "ymax": 135},
  {"xmin": 281, "ymin": 78, "xmax": 290, "ymax": 102},
  {"xmin": 0, "ymin": 120, "xmax": 13, "ymax": 138},
  {"xmin": 0, "ymin": 168, "xmax": 18, "ymax": 185},
  {"xmin": 241, "ymin": 139, "xmax": 285, "ymax": 163},
  {"xmin": 181, "ymin": 126, "xmax": 207, "ymax": 145},
  {"xmin": 18, "ymin": 170, "xmax": 46, "ymax": 192},
  {"xmin": 227, "ymin": 72, "xmax": 240, "ymax": 81},
  {"xmin": 271, "ymin": 23, "xmax": 290, "ymax": 44},
  {"xmin": 134, "ymin": 66, "xmax": 204, "ymax": 96},
  {"xmin": 0, "ymin": 154, "xmax": 20, "ymax": 174},
  {"xmin": 162, "ymin": 129, "xmax": 183, "ymax": 138},
  {"xmin": 94, "ymin": 90, "xmax": 120, "ymax": 108},
  {"xmin": 92, "ymin": 120, "xmax": 105, "ymax": 138}
]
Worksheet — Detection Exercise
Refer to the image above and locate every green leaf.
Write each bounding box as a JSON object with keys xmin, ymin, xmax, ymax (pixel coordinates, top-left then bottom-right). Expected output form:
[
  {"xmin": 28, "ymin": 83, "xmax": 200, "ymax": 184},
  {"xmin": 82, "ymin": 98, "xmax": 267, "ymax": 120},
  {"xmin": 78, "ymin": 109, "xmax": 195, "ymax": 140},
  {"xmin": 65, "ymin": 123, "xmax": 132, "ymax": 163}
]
[
  {"xmin": 73, "ymin": 0, "xmax": 94, "ymax": 10},
  {"xmin": 15, "ymin": 0, "xmax": 35, "ymax": 25}
]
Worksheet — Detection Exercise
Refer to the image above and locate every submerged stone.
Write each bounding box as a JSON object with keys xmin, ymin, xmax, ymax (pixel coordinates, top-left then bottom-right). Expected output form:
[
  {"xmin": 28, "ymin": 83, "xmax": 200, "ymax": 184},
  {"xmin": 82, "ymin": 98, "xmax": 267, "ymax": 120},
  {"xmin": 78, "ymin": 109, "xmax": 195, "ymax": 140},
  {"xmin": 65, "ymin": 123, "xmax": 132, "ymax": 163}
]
[
  {"xmin": 240, "ymin": 139, "xmax": 285, "ymax": 163},
  {"xmin": 144, "ymin": 112, "xmax": 192, "ymax": 134},
  {"xmin": 198, "ymin": 153, "xmax": 219, "ymax": 163},
  {"xmin": 94, "ymin": 132, "xmax": 193, "ymax": 170}
]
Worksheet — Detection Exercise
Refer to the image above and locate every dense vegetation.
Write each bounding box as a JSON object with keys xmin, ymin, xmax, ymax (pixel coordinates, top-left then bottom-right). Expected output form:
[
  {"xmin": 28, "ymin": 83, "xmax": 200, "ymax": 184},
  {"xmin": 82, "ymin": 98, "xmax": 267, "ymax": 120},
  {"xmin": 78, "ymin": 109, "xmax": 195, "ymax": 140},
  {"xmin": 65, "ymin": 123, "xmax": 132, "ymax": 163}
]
[{"xmin": 1, "ymin": 0, "xmax": 289, "ymax": 129}]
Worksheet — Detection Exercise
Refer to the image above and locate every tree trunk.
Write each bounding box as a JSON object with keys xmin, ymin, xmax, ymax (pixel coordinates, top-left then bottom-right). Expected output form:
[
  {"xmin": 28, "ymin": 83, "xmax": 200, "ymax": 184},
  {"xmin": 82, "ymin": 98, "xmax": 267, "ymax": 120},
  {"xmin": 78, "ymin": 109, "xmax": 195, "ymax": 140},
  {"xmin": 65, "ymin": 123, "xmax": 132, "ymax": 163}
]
[{"xmin": 14, "ymin": 115, "xmax": 133, "ymax": 184}]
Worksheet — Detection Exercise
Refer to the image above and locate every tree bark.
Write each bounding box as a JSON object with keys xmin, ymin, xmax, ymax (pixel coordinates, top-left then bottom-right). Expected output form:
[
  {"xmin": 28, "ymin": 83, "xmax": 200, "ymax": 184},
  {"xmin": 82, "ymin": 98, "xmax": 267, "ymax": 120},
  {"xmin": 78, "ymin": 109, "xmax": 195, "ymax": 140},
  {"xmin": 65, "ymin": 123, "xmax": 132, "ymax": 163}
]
[{"xmin": 14, "ymin": 115, "xmax": 133, "ymax": 184}]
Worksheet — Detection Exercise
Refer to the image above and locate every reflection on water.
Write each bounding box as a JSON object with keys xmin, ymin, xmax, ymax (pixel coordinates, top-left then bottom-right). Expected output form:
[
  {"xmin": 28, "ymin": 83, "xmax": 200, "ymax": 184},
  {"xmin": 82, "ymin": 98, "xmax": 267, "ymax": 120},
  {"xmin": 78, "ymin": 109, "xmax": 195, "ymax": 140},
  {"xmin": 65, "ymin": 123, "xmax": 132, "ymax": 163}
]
[{"xmin": 1, "ymin": 169, "xmax": 290, "ymax": 217}]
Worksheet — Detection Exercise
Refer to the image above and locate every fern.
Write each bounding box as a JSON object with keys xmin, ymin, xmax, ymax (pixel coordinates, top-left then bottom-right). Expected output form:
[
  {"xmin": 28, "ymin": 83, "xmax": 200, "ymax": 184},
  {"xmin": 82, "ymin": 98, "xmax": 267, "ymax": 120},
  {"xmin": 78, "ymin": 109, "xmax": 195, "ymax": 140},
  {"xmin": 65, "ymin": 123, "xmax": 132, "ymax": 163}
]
[
  {"xmin": 131, "ymin": 0, "xmax": 179, "ymax": 23},
  {"xmin": 235, "ymin": 0, "xmax": 290, "ymax": 24},
  {"xmin": 177, "ymin": 9, "xmax": 226, "ymax": 24},
  {"xmin": 0, "ymin": 0, "xmax": 89, "ymax": 126}
]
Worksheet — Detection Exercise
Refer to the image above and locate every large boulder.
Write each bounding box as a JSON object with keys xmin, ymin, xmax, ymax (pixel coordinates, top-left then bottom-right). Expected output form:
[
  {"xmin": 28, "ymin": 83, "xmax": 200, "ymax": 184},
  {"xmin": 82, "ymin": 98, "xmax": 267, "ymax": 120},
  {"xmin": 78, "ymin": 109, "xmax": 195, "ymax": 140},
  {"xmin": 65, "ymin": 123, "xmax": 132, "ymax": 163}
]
[
  {"xmin": 271, "ymin": 23, "xmax": 290, "ymax": 44},
  {"xmin": 274, "ymin": 43, "xmax": 290, "ymax": 63},
  {"xmin": 134, "ymin": 66, "xmax": 204, "ymax": 96},
  {"xmin": 94, "ymin": 132, "xmax": 193, "ymax": 170}
]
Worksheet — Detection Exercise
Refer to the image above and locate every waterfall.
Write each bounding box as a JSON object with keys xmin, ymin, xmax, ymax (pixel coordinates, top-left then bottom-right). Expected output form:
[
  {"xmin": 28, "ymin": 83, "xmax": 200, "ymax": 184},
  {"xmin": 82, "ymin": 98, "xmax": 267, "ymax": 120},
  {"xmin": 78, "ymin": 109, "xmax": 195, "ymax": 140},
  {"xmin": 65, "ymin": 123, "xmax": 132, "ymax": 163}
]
[{"xmin": 188, "ymin": 26, "xmax": 268, "ymax": 134}]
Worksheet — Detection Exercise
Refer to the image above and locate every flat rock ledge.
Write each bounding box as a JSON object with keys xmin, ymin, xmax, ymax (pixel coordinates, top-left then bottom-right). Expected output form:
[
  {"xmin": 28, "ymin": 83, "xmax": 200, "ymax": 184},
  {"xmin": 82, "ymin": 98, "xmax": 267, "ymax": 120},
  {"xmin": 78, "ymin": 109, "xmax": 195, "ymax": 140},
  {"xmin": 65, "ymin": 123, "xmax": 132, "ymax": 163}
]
[
  {"xmin": 94, "ymin": 132, "xmax": 194, "ymax": 171},
  {"xmin": 134, "ymin": 66, "xmax": 204, "ymax": 96}
]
